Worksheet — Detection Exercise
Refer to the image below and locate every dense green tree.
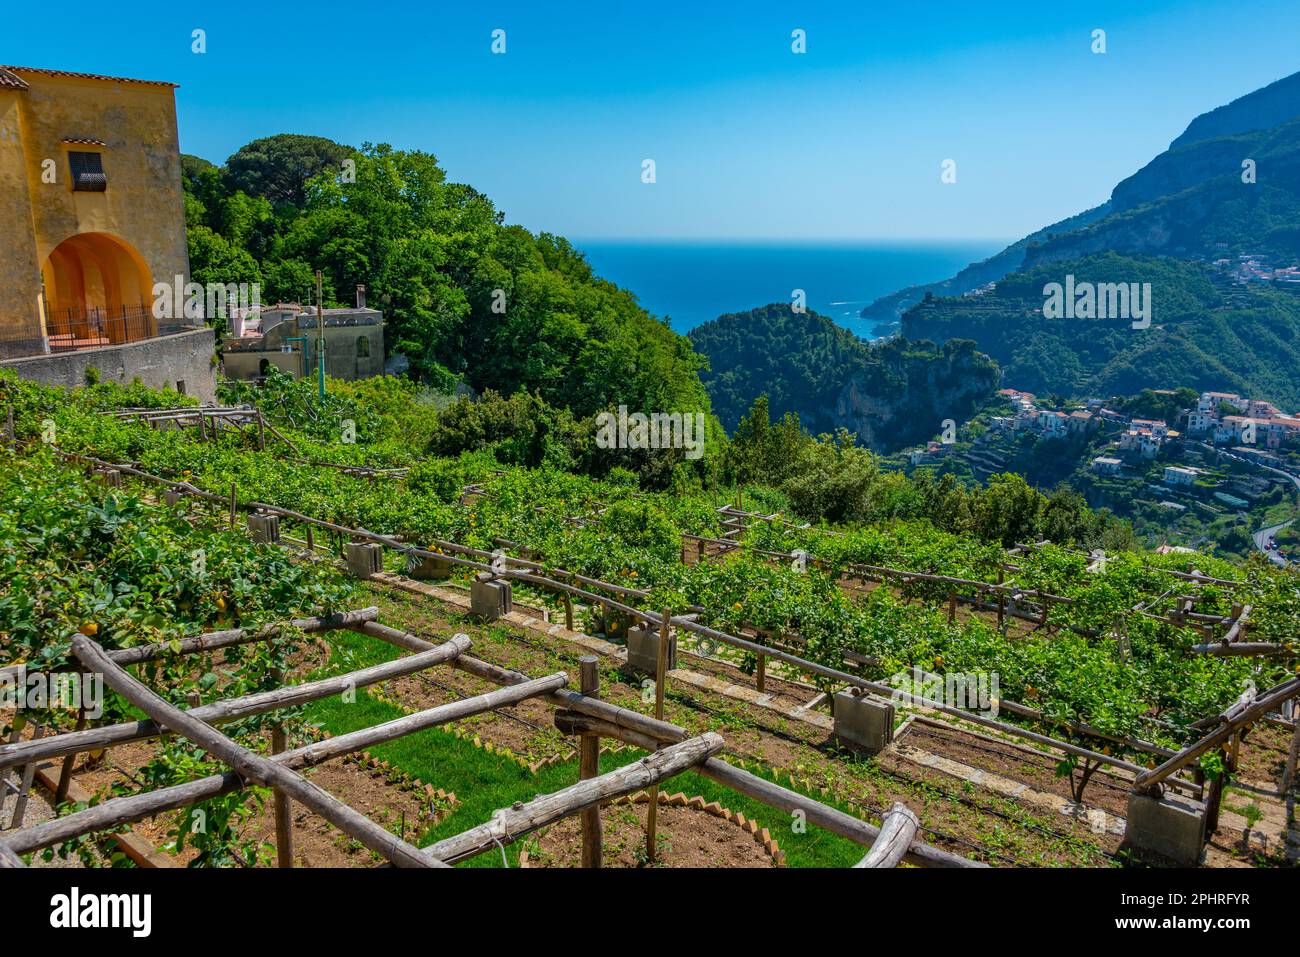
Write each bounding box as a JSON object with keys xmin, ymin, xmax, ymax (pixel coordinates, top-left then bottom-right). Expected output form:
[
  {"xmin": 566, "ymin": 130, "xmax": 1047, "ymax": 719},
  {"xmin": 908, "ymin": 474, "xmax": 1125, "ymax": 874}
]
[{"xmin": 222, "ymin": 134, "xmax": 355, "ymax": 208}]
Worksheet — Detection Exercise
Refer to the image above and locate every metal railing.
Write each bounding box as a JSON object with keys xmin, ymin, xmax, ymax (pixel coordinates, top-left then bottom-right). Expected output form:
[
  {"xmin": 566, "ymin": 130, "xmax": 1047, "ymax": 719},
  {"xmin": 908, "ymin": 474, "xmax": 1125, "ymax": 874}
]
[{"xmin": 0, "ymin": 305, "xmax": 203, "ymax": 361}]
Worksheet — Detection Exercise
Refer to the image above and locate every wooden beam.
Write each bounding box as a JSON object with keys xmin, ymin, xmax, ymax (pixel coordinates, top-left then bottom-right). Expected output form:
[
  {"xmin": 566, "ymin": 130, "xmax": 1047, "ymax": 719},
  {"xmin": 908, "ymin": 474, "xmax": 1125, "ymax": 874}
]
[
  {"xmin": 0, "ymin": 842, "xmax": 25, "ymax": 868},
  {"xmin": 854, "ymin": 803, "xmax": 919, "ymax": 868},
  {"xmin": 553, "ymin": 711, "xmax": 982, "ymax": 868},
  {"xmin": 0, "ymin": 634, "xmax": 471, "ymax": 771},
  {"xmin": 0, "ymin": 608, "xmax": 379, "ymax": 683},
  {"xmin": 6, "ymin": 672, "xmax": 567, "ymax": 855},
  {"xmin": 70, "ymin": 635, "xmax": 444, "ymax": 869},
  {"xmin": 422, "ymin": 733, "xmax": 725, "ymax": 865},
  {"xmin": 1136, "ymin": 678, "xmax": 1300, "ymax": 790},
  {"xmin": 578, "ymin": 657, "xmax": 602, "ymax": 868}
]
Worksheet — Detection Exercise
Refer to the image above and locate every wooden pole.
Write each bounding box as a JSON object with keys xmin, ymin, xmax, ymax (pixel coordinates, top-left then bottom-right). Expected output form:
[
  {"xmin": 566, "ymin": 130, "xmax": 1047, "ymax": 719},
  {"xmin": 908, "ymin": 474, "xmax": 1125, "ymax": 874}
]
[
  {"xmin": 1, "ymin": 635, "xmax": 472, "ymax": 771},
  {"xmin": 578, "ymin": 656, "xmax": 602, "ymax": 868},
  {"xmin": 553, "ymin": 712, "xmax": 983, "ymax": 868},
  {"xmin": 423, "ymin": 733, "xmax": 723, "ymax": 865},
  {"xmin": 70, "ymin": 635, "xmax": 444, "ymax": 868},
  {"xmin": 1282, "ymin": 716, "xmax": 1300, "ymax": 795},
  {"xmin": 996, "ymin": 568, "xmax": 1005, "ymax": 632},
  {"xmin": 257, "ymin": 410, "xmax": 266, "ymax": 452},
  {"xmin": 9, "ymin": 722, "xmax": 45, "ymax": 828},
  {"xmin": 852, "ymin": 803, "xmax": 919, "ymax": 868},
  {"xmin": 271, "ymin": 722, "xmax": 293, "ymax": 867},
  {"xmin": 645, "ymin": 606, "xmax": 670, "ymax": 865},
  {"xmin": 564, "ymin": 592, "xmax": 574, "ymax": 632},
  {"xmin": 54, "ymin": 703, "xmax": 88, "ymax": 805},
  {"xmin": 270, "ymin": 661, "xmax": 294, "ymax": 869},
  {"xmin": 7, "ymin": 673, "xmax": 568, "ymax": 856},
  {"xmin": 229, "ymin": 481, "xmax": 237, "ymax": 528}
]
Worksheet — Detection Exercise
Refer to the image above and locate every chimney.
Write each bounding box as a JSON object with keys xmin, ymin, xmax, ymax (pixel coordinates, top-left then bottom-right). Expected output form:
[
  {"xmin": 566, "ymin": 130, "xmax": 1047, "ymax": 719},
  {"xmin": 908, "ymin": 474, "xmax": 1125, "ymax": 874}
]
[{"xmin": 356, "ymin": 284, "xmax": 367, "ymax": 310}]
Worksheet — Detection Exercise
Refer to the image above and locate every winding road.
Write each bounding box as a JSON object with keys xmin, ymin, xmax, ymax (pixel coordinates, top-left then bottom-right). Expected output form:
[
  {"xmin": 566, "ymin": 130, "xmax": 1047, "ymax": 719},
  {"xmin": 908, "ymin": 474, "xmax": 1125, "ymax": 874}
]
[{"xmin": 1195, "ymin": 442, "xmax": 1298, "ymax": 566}]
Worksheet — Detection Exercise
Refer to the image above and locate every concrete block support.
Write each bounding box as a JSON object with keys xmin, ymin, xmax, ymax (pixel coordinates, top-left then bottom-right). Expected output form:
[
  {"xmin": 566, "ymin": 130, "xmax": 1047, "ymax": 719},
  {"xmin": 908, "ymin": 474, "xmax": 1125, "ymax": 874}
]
[
  {"xmin": 1125, "ymin": 790, "xmax": 1207, "ymax": 866},
  {"xmin": 346, "ymin": 542, "xmax": 384, "ymax": 579},
  {"xmin": 470, "ymin": 578, "xmax": 513, "ymax": 621},
  {"xmin": 626, "ymin": 625, "xmax": 677, "ymax": 676},
  {"xmin": 246, "ymin": 512, "xmax": 281, "ymax": 545},
  {"xmin": 833, "ymin": 689, "xmax": 895, "ymax": 754}
]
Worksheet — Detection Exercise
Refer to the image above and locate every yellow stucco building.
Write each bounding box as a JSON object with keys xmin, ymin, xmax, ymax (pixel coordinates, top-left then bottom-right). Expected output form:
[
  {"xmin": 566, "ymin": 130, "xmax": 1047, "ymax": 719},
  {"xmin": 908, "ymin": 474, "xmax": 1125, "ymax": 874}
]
[{"xmin": 0, "ymin": 65, "xmax": 190, "ymax": 356}]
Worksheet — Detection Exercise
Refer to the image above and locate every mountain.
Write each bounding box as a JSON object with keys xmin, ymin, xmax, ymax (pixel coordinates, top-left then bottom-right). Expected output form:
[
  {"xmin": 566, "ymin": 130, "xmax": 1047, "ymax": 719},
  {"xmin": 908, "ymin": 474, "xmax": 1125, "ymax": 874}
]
[
  {"xmin": 690, "ymin": 303, "xmax": 999, "ymax": 452},
  {"xmin": 858, "ymin": 205, "xmax": 1111, "ymax": 329},
  {"xmin": 862, "ymin": 70, "xmax": 1300, "ymax": 326},
  {"xmin": 900, "ymin": 252, "xmax": 1300, "ymax": 410}
]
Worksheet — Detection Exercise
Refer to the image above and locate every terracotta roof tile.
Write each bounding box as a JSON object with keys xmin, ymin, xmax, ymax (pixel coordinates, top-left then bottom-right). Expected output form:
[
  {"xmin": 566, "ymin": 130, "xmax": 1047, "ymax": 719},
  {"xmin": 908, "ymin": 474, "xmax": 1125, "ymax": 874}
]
[
  {"xmin": 0, "ymin": 65, "xmax": 176, "ymax": 89},
  {"xmin": 0, "ymin": 67, "xmax": 30, "ymax": 90}
]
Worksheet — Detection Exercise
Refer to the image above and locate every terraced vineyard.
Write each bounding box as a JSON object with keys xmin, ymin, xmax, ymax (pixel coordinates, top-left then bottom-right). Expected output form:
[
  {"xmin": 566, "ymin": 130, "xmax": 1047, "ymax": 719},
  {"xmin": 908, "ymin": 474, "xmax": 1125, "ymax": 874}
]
[{"xmin": 3, "ymin": 371, "xmax": 1298, "ymax": 868}]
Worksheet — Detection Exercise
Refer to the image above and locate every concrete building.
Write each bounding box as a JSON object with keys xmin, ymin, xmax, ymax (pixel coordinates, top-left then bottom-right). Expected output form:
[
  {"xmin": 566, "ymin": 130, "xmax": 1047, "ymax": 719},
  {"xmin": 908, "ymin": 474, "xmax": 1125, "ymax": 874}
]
[
  {"xmin": 0, "ymin": 65, "xmax": 191, "ymax": 352},
  {"xmin": 1198, "ymin": 391, "xmax": 1245, "ymax": 413},
  {"xmin": 1091, "ymin": 456, "xmax": 1123, "ymax": 476},
  {"xmin": 223, "ymin": 289, "xmax": 385, "ymax": 383},
  {"xmin": 1163, "ymin": 466, "xmax": 1197, "ymax": 486},
  {"xmin": 1186, "ymin": 409, "xmax": 1217, "ymax": 434},
  {"xmin": 1067, "ymin": 410, "xmax": 1097, "ymax": 434},
  {"xmin": 0, "ymin": 64, "xmax": 213, "ymax": 397}
]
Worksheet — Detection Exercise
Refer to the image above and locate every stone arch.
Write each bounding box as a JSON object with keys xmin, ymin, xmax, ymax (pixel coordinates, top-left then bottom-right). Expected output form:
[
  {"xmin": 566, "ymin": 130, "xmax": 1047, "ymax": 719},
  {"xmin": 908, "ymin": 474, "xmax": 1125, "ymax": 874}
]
[{"xmin": 41, "ymin": 232, "xmax": 155, "ymax": 345}]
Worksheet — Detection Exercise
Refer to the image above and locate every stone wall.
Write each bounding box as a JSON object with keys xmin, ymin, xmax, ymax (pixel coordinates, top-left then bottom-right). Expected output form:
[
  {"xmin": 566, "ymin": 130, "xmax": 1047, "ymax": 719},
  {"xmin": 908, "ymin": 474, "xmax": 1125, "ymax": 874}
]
[{"xmin": 0, "ymin": 327, "xmax": 217, "ymax": 402}]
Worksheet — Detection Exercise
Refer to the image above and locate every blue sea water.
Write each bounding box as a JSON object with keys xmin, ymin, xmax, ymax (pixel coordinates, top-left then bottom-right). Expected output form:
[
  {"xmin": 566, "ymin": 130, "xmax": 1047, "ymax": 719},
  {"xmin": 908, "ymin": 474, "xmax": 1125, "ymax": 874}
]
[{"xmin": 572, "ymin": 239, "xmax": 1007, "ymax": 339}]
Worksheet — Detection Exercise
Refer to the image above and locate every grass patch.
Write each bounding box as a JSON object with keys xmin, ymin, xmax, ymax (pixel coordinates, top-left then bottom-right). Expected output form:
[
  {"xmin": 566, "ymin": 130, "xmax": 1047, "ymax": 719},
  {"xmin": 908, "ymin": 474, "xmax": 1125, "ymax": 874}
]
[{"xmin": 305, "ymin": 628, "xmax": 869, "ymax": 867}]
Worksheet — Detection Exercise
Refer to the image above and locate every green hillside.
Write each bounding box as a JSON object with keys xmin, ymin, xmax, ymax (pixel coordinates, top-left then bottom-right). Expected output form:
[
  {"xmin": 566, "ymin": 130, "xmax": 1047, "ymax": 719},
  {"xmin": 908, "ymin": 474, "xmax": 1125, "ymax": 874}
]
[
  {"xmin": 689, "ymin": 303, "xmax": 1000, "ymax": 452},
  {"xmin": 900, "ymin": 252, "xmax": 1300, "ymax": 409}
]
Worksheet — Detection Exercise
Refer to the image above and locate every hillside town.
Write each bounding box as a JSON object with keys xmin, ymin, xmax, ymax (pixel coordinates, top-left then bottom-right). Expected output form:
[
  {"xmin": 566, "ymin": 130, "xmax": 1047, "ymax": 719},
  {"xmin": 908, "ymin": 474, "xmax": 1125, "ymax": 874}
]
[{"xmin": 903, "ymin": 386, "xmax": 1300, "ymax": 563}]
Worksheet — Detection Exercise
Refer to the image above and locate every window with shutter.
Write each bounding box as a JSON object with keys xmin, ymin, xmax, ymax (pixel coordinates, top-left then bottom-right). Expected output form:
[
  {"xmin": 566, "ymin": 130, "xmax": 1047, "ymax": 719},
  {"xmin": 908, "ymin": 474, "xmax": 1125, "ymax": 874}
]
[{"xmin": 68, "ymin": 151, "xmax": 107, "ymax": 192}]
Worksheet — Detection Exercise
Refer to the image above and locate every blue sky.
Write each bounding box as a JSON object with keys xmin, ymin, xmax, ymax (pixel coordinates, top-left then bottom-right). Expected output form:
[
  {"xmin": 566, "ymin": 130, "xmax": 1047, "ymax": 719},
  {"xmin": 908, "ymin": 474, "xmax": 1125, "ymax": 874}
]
[{"xmin": 4, "ymin": 1, "xmax": 1298, "ymax": 240}]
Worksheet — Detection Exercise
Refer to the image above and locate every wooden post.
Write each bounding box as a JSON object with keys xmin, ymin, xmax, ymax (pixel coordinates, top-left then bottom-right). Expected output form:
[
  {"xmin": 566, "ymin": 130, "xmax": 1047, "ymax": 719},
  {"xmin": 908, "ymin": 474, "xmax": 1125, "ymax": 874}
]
[
  {"xmin": 948, "ymin": 589, "xmax": 957, "ymax": 624},
  {"xmin": 54, "ymin": 703, "xmax": 88, "ymax": 805},
  {"xmin": 1282, "ymin": 716, "xmax": 1300, "ymax": 795},
  {"xmin": 645, "ymin": 607, "xmax": 670, "ymax": 865},
  {"xmin": 10, "ymin": 722, "xmax": 45, "ymax": 828},
  {"xmin": 229, "ymin": 482, "xmax": 237, "ymax": 528},
  {"xmin": 305, "ymin": 523, "xmax": 314, "ymax": 552},
  {"xmin": 0, "ymin": 712, "xmax": 23, "ymax": 821},
  {"xmin": 564, "ymin": 592, "xmax": 574, "ymax": 632},
  {"xmin": 578, "ymin": 656, "xmax": 602, "ymax": 868},
  {"xmin": 5, "ymin": 404, "xmax": 13, "ymax": 444},
  {"xmin": 1206, "ymin": 731, "xmax": 1239, "ymax": 834},
  {"xmin": 271, "ymin": 721, "xmax": 293, "ymax": 867},
  {"xmin": 996, "ymin": 568, "xmax": 1006, "ymax": 632},
  {"xmin": 756, "ymin": 649, "xmax": 767, "ymax": 694},
  {"xmin": 257, "ymin": 410, "xmax": 266, "ymax": 452}
]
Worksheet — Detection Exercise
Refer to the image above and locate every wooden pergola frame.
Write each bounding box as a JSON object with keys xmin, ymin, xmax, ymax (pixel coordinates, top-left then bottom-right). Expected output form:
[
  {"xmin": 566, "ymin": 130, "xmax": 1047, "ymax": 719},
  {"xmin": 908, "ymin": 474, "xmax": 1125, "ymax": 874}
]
[
  {"xmin": 0, "ymin": 610, "xmax": 979, "ymax": 869},
  {"xmin": 28, "ymin": 445, "xmax": 1219, "ymax": 797}
]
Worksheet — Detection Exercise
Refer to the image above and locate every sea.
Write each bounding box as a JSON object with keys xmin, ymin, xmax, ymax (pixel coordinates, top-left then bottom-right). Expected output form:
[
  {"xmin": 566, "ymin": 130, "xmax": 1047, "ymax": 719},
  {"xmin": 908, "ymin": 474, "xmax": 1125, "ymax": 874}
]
[{"xmin": 573, "ymin": 239, "xmax": 1006, "ymax": 340}]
